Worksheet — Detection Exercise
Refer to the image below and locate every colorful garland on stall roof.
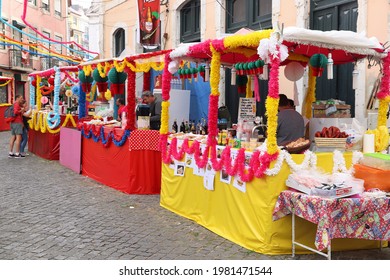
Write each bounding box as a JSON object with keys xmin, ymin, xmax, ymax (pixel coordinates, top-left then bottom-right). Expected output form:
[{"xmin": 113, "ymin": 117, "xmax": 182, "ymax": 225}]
[
  {"xmin": 376, "ymin": 53, "xmax": 390, "ymax": 127},
  {"xmin": 46, "ymin": 66, "xmax": 61, "ymax": 130},
  {"xmin": 223, "ymin": 29, "xmax": 273, "ymax": 50},
  {"xmin": 83, "ymin": 65, "xmax": 93, "ymax": 76},
  {"xmin": 114, "ymin": 59, "xmax": 127, "ymax": 72},
  {"xmin": 36, "ymin": 75, "xmax": 42, "ymax": 110},
  {"xmin": 29, "ymin": 76, "xmax": 35, "ymax": 107},
  {"xmin": 125, "ymin": 65, "xmax": 136, "ymax": 131},
  {"xmin": 80, "ymin": 124, "xmax": 130, "ymax": 147},
  {"xmin": 97, "ymin": 62, "xmax": 111, "ymax": 78},
  {"xmin": 0, "ymin": 79, "xmax": 11, "ymax": 87}
]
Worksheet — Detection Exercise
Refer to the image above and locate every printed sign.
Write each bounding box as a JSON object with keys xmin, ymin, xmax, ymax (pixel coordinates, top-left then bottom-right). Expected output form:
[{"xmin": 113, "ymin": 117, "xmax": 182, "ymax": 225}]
[
  {"xmin": 137, "ymin": 0, "xmax": 161, "ymax": 48},
  {"xmin": 238, "ymin": 98, "xmax": 256, "ymax": 122}
]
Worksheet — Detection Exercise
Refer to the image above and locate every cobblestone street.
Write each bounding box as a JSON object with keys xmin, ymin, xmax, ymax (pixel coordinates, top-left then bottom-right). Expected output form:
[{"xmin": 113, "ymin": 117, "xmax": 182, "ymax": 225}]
[{"xmin": 0, "ymin": 131, "xmax": 389, "ymax": 260}]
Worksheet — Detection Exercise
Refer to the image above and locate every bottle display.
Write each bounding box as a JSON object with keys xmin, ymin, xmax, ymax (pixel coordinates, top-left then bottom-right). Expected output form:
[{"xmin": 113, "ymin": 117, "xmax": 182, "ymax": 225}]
[{"xmin": 172, "ymin": 119, "xmax": 178, "ymax": 133}]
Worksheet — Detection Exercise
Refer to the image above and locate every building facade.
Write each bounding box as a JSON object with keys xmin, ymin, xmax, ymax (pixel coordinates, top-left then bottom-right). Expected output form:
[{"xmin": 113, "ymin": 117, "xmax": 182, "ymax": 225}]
[
  {"xmin": 87, "ymin": 0, "xmax": 389, "ymax": 123},
  {"xmin": 0, "ymin": 0, "xmax": 69, "ymax": 103},
  {"xmin": 68, "ymin": 4, "xmax": 89, "ymax": 59}
]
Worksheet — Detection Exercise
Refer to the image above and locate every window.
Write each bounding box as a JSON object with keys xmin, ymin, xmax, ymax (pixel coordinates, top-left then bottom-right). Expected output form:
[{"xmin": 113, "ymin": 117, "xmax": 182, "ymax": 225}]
[
  {"xmin": 55, "ymin": 35, "xmax": 62, "ymax": 54},
  {"xmin": 54, "ymin": 0, "xmax": 61, "ymax": 17},
  {"xmin": 113, "ymin": 28, "xmax": 125, "ymax": 57},
  {"xmin": 42, "ymin": 30, "xmax": 51, "ymax": 51},
  {"xmin": 74, "ymin": 34, "xmax": 80, "ymax": 44},
  {"xmin": 42, "ymin": 0, "xmax": 50, "ymax": 12},
  {"xmin": 28, "ymin": 28, "xmax": 38, "ymax": 56},
  {"xmin": 0, "ymin": 83, "xmax": 8, "ymax": 103},
  {"xmin": 0, "ymin": 22, "xmax": 5, "ymax": 50},
  {"xmin": 28, "ymin": 0, "xmax": 37, "ymax": 5},
  {"xmin": 180, "ymin": 0, "xmax": 200, "ymax": 43},
  {"xmin": 12, "ymin": 29, "xmax": 23, "ymax": 49},
  {"xmin": 226, "ymin": 0, "xmax": 272, "ymax": 33}
]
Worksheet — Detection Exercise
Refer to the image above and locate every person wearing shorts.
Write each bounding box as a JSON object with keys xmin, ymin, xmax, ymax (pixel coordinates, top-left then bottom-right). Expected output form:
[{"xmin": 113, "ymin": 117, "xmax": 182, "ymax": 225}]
[{"xmin": 9, "ymin": 95, "xmax": 25, "ymax": 158}]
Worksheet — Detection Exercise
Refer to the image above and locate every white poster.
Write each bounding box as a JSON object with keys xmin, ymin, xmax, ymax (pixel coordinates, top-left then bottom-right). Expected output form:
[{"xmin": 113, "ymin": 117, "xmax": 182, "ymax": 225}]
[
  {"xmin": 238, "ymin": 97, "xmax": 256, "ymax": 122},
  {"xmin": 185, "ymin": 153, "xmax": 194, "ymax": 168},
  {"xmin": 233, "ymin": 177, "xmax": 246, "ymax": 193},
  {"xmin": 174, "ymin": 162, "xmax": 186, "ymax": 176},
  {"xmin": 220, "ymin": 169, "xmax": 231, "ymax": 184},
  {"xmin": 203, "ymin": 173, "xmax": 215, "ymax": 191}
]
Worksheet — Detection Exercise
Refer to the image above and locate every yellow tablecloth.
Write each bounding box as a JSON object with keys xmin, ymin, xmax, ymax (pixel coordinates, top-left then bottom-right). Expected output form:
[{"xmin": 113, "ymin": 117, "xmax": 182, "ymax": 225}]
[{"xmin": 160, "ymin": 152, "xmax": 381, "ymax": 254}]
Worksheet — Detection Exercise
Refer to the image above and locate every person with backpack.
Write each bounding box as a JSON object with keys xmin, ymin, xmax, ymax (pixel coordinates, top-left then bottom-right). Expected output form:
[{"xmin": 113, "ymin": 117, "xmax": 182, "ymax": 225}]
[
  {"xmin": 8, "ymin": 94, "xmax": 25, "ymax": 158},
  {"xmin": 20, "ymin": 100, "xmax": 32, "ymax": 156}
]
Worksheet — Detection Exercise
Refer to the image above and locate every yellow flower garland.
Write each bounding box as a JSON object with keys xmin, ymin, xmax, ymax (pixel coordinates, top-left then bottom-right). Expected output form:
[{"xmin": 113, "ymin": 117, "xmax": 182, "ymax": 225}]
[
  {"xmin": 303, "ymin": 67, "xmax": 317, "ymax": 119},
  {"xmin": 0, "ymin": 79, "xmax": 11, "ymax": 87},
  {"xmin": 83, "ymin": 65, "xmax": 93, "ymax": 76},
  {"xmin": 126, "ymin": 61, "xmax": 164, "ymax": 72},
  {"xmin": 114, "ymin": 59, "xmax": 127, "ymax": 72},
  {"xmin": 97, "ymin": 62, "xmax": 111, "ymax": 78},
  {"xmin": 226, "ymin": 47, "xmax": 257, "ymax": 58},
  {"xmin": 36, "ymin": 75, "xmax": 42, "ymax": 111},
  {"xmin": 265, "ymin": 96, "xmax": 279, "ymax": 155},
  {"xmin": 224, "ymin": 29, "xmax": 273, "ymax": 50},
  {"xmin": 0, "ymin": 103, "xmax": 11, "ymax": 107},
  {"xmin": 29, "ymin": 111, "xmax": 77, "ymax": 134},
  {"xmin": 210, "ymin": 45, "xmax": 221, "ymax": 97},
  {"xmin": 86, "ymin": 84, "xmax": 97, "ymax": 102},
  {"xmin": 378, "ymin": 96, "xmax": 390, "ymax": 127},
  {"xmin": 160, "ymin": 101, "xmax": 170, "ymax": 134}
]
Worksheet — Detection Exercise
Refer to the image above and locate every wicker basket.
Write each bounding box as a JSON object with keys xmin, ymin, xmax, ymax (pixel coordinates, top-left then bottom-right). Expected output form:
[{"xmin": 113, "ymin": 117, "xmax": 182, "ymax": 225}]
[{"xmin": 314, "ymin": 137, "xmax": 347, "ymax": 148}]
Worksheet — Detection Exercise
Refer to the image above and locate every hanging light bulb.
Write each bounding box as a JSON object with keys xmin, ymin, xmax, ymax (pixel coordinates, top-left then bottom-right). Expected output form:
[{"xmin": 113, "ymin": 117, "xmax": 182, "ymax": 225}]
[
  {"xmin": 352, "ymin": 64, "xmax": 359, "ymax": 90},
  {"xmin": 231, "ymin": 67, "xmax": 236, "ymax": 85},
  {"xmin": 204, "ymin": 63, "xmax": 210, "ymax": 82},
  {"xmin": 327, "ymin": 53, "xmax": 333, "ymax": 79}
]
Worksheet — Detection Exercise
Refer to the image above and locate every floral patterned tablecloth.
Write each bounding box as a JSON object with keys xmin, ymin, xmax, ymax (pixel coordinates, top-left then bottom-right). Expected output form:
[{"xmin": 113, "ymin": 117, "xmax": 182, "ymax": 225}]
[{"xmin": 273, "ymin": 190, "xmax": 390, "ymax": 251}]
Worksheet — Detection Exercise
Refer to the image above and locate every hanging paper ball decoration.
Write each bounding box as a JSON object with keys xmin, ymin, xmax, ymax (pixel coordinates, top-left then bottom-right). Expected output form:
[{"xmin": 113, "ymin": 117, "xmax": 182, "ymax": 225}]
[
  {"xmin": 108, "ymin": 67, "xmax": 127, "ymax": 95},
  {"xmin": 198, "ymin": 65, "xmax": 205, "ymax": 79},
  {"xmin": 41, "ymin": 96, "xmax": 49, "ymax": 105},
  {"xmin": 93, "ymin": 68, "xmax": 109, "ymax": 93},
  {"xmin": 78, "ymin": 70, "xmax": 94, "ymax": 93},
  {"xmin": 309, "ymin": 54, "xmax": 328, "ymax": 77},
  {"xmin": 284, "ymin": 61, "xmax": 305, "ymax": 81}
]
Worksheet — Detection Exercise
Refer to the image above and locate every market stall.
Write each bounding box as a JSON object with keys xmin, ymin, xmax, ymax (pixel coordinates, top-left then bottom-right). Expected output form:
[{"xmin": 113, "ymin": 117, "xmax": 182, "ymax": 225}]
[
  {"xmin": 0, "ymin": 76, "xmax": 14, "ymax": 131},
  {"xmin": 159, "ymin": 27, "xmax": 389, "ymax": 254},
  {"xmin": 27, "ymin": 66, "xmax": 79, "ymax": 160},
  {"xmin": 75, "ymin": 50, "xmax": 170, "ymax": 194}
]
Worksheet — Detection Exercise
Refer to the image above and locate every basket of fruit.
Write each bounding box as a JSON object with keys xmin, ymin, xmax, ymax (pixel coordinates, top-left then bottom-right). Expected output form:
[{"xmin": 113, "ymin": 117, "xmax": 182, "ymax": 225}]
[{"xmin": 314, "ymin": 126, "xmax": 348, "ymax": 148}]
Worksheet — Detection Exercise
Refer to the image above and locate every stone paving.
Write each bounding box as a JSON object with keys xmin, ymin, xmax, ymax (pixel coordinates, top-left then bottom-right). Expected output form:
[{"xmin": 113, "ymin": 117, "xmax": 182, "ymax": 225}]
[{"xmin": 0, "ymin": 131, "xmax": 389, "ymax": 260}]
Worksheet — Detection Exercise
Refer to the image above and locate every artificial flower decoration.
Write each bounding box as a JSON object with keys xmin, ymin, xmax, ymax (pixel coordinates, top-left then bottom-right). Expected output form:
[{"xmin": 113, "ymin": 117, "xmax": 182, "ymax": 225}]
[
  {"xmin": 78, "ymin": 69, "xmax": 94, "ymax": 93},
  {"xmin": 93, "ymin": 68, "xmax": 109, "ymax": 93},
  {"xmin": 108, "ymin": 67, "xmax": 128, "ymax": 95},
  {"xmin": 309, "ymin": 54, "xmax": 328, "ymax": 77},
  {"xmin": 168, "ymin": 60, "xmax": 179, "ymax": 74}
]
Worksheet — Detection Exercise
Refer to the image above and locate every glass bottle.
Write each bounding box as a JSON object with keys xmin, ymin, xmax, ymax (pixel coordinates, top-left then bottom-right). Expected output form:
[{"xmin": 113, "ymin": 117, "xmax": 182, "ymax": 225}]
[
  {"xmin": 145, "ymin": 7, "xmax": 153, "ymax": 33},
  {"xmin": 172, "ymin": 119, "xmax": 178, "ymax": 133},
  {"xmin": 180, "ymin": 120, "xmax": 185, "ymax": 133}
]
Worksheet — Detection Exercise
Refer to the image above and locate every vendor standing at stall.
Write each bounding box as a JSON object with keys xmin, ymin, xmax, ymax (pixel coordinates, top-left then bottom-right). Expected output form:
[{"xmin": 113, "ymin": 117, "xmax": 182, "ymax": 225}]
[
  {"xmin": 142, "ymin": 91, "xmax": 161, "ymax": 130},
  {"xmin": 277, "ymin": 94, "xmax": 305, "ymax": 146}
]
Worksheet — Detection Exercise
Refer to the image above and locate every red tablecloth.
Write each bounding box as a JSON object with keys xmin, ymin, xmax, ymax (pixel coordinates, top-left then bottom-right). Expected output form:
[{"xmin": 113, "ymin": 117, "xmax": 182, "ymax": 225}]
[
  {"xmin": 81, "ymin": 127, "xmax": 161, "ymax": 194},
  {"xmin": 273, "ymin": 190, "xmax": 390, "ymax": 251},
  {"xmin": 0, "ymin": 105, "xmax": 11, "ymax": 131},
  {"xmin": 28, "ymin": 129, "xmax": 60, "ymax": 160},
  {"xmin": 28, "ymin": 115, "xmax": 78, "ymax": 160}
]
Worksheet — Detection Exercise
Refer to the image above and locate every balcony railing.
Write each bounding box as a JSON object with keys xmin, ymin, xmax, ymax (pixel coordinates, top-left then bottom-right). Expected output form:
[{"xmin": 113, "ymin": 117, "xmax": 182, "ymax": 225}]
[
  {"xmin": 40, "ymin": 57, "xmax": 61, "ymax": 70},
  {"xmin": 9, "ymin": 49, "xmax": 33, "ymax": 70}
]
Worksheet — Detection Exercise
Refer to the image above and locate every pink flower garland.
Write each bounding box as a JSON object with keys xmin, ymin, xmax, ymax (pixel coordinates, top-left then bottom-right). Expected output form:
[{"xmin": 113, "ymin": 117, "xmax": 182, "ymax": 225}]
[
  {"xmin": 189, "ymin": 40, "xmax": 212, "ymax": 56},
  {"xmin": 162, "ymin": 54, "xmax": 172, "ymax": 101},
  {"xmin": 267, "ymin": 45, "xmax": 281, "ymax": 99},
  {"xmin": 377, "ymin": 53, "xmax": 390, "ymax": 99}
]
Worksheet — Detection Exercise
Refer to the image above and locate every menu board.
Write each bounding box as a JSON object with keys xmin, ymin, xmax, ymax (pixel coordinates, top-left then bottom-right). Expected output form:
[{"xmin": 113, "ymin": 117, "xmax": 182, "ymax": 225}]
[{"xmin": 238, "ymin": 98, "xmax": 256, "ymax": 122}]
